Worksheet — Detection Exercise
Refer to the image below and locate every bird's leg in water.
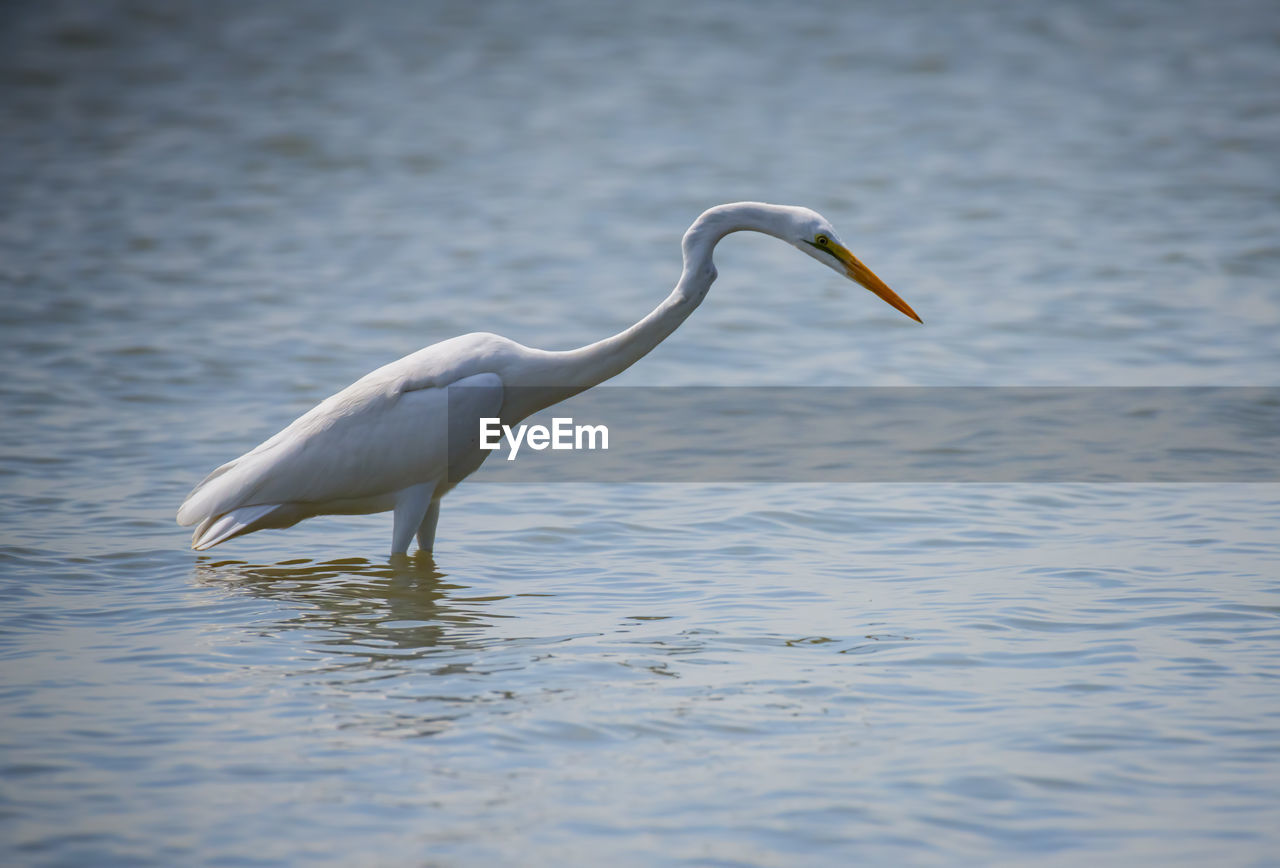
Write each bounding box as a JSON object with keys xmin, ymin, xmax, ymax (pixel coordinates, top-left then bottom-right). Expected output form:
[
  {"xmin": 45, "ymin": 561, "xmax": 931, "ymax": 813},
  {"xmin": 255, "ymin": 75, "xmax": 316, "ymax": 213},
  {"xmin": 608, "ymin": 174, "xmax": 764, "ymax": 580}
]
[
  {"xmin": 416, "ymin": 499, "xmax": 441, "ymax": 553},
  {"xmin": 391, "ymin": 482, "xmax": 436, "ymax": 555}
]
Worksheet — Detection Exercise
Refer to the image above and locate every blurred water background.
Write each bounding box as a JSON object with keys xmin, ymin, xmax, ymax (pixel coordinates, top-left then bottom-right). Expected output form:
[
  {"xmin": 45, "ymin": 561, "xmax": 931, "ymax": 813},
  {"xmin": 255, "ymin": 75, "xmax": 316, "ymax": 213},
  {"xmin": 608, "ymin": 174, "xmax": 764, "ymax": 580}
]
[{"xmin": 2, "ymin": 0, "xmax": 1279, "ymax": 864}]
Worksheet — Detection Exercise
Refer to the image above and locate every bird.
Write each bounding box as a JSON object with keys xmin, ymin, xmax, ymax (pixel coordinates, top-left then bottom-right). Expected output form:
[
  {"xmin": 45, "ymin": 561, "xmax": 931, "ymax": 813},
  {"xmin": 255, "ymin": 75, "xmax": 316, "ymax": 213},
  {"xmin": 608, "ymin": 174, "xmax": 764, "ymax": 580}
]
[{"xmin": 177, "ymin": 202, "xmax": 921, "ymax": 555}]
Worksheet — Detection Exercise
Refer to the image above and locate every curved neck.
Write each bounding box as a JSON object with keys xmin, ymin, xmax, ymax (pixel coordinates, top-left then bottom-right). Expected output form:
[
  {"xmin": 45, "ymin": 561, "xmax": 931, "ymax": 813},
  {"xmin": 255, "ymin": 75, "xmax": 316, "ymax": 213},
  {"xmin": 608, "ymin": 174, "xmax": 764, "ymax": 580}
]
[{"xmin": 513, "ymin": 204, "xmax": 794, "ymax": 410}]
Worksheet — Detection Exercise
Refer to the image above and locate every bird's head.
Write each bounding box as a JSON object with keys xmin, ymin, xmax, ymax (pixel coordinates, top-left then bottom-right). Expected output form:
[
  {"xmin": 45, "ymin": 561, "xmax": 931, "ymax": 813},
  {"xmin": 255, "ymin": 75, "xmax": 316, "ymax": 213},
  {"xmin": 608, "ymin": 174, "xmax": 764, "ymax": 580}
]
[
  {"xmin": 684, "ymin": 202, "xmax": 922, "ymax": 323},
  {"xmin": 788, "ymin": 208, "xmax": 921, "ymax": 323}
]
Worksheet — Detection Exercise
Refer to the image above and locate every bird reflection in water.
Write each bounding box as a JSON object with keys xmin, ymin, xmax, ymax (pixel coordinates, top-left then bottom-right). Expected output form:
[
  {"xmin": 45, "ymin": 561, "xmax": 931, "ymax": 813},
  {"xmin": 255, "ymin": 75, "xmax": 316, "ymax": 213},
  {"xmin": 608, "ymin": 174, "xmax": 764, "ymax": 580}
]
[{"xmin": 192, "ymin": 552, "xmax": 505, "ymax": 674}]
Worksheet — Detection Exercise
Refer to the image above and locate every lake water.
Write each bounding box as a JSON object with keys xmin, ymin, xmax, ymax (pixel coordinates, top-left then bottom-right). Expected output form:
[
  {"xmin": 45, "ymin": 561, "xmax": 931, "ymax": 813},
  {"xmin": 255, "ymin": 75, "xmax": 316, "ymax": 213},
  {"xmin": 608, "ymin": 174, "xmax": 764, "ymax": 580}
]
[{"xmin": 2, "ymin": 0, "xmax": 1279, "ymax": 865}]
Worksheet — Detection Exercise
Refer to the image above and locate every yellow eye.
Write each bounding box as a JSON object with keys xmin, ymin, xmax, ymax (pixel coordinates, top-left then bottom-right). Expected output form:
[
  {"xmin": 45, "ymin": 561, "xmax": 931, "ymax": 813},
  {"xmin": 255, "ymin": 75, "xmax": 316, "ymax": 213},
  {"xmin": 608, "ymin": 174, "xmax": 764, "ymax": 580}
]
[{"xmin": 815, "ymin": 234, "xmax": 830, "ymax": 246}]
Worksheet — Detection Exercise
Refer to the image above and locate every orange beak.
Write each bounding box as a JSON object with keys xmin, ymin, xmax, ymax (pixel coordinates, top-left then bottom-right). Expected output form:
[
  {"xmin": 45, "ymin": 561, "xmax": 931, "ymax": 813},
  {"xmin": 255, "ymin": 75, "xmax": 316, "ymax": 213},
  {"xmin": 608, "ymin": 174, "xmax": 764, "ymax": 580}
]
[{"xmin": 830, "ymin": 242, "xmax": 922, "ymax": 323}]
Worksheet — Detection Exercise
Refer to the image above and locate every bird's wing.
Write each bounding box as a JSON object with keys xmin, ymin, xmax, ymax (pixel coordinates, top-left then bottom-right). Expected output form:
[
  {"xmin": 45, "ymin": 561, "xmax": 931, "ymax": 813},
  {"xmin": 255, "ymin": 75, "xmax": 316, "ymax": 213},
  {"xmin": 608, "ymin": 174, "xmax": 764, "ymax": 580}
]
[{"xmin": 177, "ymin": 372, "xmax": 504, "ymax": 526}]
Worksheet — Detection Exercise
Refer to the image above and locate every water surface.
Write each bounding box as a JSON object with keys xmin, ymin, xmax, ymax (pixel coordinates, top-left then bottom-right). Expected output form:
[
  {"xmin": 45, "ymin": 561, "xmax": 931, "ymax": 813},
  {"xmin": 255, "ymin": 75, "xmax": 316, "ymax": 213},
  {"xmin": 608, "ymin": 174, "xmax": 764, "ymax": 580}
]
[{"xmin": 2, "ymin": 1, "xmax": 1279, "ymax": 865}]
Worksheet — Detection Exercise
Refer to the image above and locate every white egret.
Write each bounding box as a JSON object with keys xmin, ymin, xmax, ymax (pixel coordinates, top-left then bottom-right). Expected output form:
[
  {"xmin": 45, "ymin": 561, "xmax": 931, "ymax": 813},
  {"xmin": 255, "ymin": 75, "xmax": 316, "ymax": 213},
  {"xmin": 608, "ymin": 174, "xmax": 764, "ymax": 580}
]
[{"xmin": 177, "ymin": 202, "xmax": 921, "ymax": 554}]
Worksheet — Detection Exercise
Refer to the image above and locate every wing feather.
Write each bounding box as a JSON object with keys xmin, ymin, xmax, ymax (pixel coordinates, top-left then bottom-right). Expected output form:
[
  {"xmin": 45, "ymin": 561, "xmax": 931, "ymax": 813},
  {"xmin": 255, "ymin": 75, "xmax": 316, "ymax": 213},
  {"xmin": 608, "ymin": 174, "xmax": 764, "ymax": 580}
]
[{"xmin": 178, "ymin": 372, "xmax": 503, "ymax": 527}]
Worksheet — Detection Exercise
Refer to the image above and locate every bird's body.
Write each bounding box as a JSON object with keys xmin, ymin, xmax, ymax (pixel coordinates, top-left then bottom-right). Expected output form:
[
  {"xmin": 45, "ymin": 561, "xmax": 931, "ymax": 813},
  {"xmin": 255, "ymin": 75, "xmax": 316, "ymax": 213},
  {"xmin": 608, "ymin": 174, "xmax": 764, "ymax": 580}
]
[{"xmin": 178, "ymin": 203, "xmax": 920, "ymax": 554}]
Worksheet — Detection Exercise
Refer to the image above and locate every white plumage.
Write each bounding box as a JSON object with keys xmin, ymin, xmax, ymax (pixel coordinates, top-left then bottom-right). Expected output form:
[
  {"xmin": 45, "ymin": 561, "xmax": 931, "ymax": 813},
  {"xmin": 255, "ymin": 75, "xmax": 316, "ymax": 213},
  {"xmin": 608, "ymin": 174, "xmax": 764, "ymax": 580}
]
[{"xmin": 178, "ymin": 203, "xmax": 920, "ymax": 555}]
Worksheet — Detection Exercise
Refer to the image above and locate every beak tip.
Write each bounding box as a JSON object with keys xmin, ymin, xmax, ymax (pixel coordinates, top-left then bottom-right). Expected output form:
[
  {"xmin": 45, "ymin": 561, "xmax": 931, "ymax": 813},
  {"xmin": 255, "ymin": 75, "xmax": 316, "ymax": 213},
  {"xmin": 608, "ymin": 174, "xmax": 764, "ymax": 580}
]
[{"xmin": 838, "ymin": 248, "xmax": 922, "ymax": 325}]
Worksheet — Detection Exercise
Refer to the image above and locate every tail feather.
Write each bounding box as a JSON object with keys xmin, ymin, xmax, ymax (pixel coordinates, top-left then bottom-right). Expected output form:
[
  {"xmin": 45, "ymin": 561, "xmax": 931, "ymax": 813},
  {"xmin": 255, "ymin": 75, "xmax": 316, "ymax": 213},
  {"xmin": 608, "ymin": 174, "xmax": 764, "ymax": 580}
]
[{"xmin": 192, "ymin": 503, "xmax": 281, "ymax": 551}]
